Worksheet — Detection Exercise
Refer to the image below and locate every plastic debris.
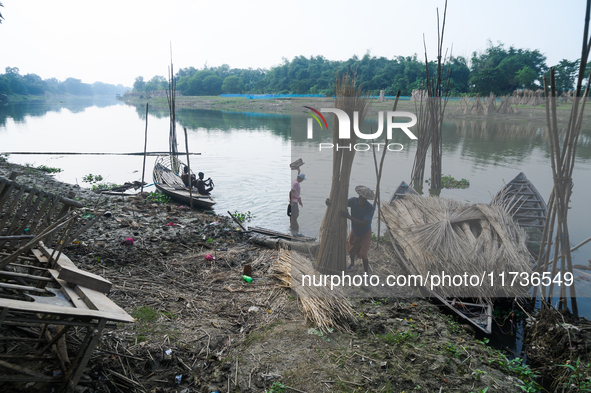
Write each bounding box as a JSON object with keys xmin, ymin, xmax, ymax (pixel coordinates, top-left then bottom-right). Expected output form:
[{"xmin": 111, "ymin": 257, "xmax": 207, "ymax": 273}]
[
  {"xmin": 165, "ymin": 349, "xmax": 172, "ymax": 356},
  {"xmin": 175, "ymin": 375, "xmax": 182, "ymax": 384},
  {"xmin": 248, "ymin": 306, "xmax": 259, "ymax": 312},
  {"xmin": 209, "ymin": 221, "xmax": 219, "ymax": 226},
  {"xmin": 242, "ymin": 275, "xmax": 253, "ymax": 283},
  {"xmin": 204, "ymin": 254, "xmax": 215, "ymax": 261},
  {"xmin": 121, "ymin": 237, "xmax": 134, "ymax": 245}
]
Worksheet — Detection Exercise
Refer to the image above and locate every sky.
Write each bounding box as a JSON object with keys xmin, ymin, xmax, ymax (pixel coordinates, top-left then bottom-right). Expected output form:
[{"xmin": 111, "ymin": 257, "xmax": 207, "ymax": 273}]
[{"xmin": 0, "ymin": 0, "xmax": 588, "ymax": 87}]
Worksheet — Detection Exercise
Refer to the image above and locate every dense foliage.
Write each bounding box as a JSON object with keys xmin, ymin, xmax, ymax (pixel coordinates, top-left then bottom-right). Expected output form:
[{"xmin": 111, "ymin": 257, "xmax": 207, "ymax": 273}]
[
  {"xmin": 130, "ymin": 42, "xmax": 582, "ymax": 97},
  {"xmin": 0, "ymin": 67, "xmax": 129, "ymax": 98}
]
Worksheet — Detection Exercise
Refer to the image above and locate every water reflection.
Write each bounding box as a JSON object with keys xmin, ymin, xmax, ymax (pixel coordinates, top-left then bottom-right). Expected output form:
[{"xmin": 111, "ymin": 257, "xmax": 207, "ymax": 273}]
[
  {"xmin": 129, "ymin": 105, "xmax": 291, "ymax": 140},
  {"xmin": 0, "ymin": 97, "xmax": 124, "ymax": 127}
]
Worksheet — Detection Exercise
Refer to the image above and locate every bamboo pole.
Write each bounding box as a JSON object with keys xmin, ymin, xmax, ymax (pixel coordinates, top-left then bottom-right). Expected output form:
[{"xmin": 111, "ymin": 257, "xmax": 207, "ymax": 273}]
[
  {"xmin": 183, "ymin": 127, "xmax": 193, "ymax": 209},
  {"xmin": 373, "ymin": 91, "xmax": 400, "ymax": 240},
  {"xmin": 538, "ymin": 2, "xmax": 591, "ymax": 314},
  {"xmin": 141, "ymin": 103, "xmax": 149, "ymax": 193}
]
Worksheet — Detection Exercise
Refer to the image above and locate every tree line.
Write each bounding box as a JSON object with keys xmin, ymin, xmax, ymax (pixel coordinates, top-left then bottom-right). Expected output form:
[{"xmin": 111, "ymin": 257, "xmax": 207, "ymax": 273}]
[
  {"xmin": 0, "ymin": 67, "xmax": 129, "ymax": 98},
  {"xmin": 133, "ymin": 42, "xmax": 585, "ymax": 97}
]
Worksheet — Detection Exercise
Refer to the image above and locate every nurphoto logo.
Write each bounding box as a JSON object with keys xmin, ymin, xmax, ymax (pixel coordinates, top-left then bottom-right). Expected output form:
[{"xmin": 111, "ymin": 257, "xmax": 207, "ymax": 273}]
[{"xmin": 304, "ymin": 106, "xmax": 418, "ymax": 152}]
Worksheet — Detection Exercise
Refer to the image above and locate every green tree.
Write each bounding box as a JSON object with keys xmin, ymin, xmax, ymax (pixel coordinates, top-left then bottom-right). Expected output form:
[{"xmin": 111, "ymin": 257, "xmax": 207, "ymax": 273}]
[
  {"xmin": 202, "ymin": 75, "xmax": 223, "ymax": 95},
  {"xmin": 133, "ymin": 76, "xmax": 146, "ymax": 92},
  {"xmin": 222, "ymin": 75, "xmax": 244, "ymax": 94},
  {"xmin": 470, "ymin": 41, "xmax": 547, "ymax": 95},
  {"xmin": 552, "ymin": 59, "xmax": 578, "ymax": 93},
  {"xmin": 144, "ymin": 75, "xmax": 166, "ymax": 91},
  {"xmin": 515, "ymin": 65, "xmax": 538, "ymax": 89}
]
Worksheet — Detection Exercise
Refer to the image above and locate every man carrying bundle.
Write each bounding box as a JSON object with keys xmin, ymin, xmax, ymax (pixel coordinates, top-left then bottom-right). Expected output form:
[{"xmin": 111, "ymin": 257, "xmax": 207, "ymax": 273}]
[{"xmin": 339, "ymin": 186, "xmax": 375, "ymax": 274}]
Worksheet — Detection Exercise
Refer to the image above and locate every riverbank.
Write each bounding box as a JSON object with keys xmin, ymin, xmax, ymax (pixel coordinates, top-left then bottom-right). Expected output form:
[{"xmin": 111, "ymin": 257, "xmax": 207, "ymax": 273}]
[
  {"xmin": 119, "ymin": 95, "xmax": 590, "ymax": 125},
  {"xmin": 0, "ymin": 159, "xmax": 550, "ymax": 392}
]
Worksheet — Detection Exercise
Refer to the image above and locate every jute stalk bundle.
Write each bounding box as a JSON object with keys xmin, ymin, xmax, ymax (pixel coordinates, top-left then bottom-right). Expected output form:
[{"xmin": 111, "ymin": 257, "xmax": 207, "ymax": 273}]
[
  {"xmin": 272, "ymin": 250, "xmax": 355, "ymax": 333},
  {"xmin": 316, "ymin": 74, "xmax": 369, "ymax": 275},
  {"xmin": 382, "ymin": 195, "xmax": 532, "ymax": 302},
  {"xmin": 534, "ymin": 1, "xmax": 591, "ymax": 316}
]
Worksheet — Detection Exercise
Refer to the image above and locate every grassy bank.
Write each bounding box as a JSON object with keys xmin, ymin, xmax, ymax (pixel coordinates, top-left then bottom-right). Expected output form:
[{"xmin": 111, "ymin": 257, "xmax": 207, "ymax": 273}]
[{"xmin": 120, "ymin": 95, "xmax": 590, "ymax": 126}]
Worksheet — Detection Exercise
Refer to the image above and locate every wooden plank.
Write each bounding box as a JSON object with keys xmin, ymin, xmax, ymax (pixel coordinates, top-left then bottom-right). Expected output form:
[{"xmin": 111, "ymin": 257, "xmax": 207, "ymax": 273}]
[
  {"xmin": 58, "ymin": 266, "xmax": 112, "ymax": 294},
  {"xmin": 0, "ymin": 297, "xmax": 134, "ymax": 323},
  {"xmin": 47, "ymin": 270, "xmax": 90, "ymax": 310},
  {"xmin": 38, "ymin": 243, "xmax": 77, "ymax": 270},
  {"xmin": 73, "ymin": 285, "xmax": 131, "ymax": 318}
]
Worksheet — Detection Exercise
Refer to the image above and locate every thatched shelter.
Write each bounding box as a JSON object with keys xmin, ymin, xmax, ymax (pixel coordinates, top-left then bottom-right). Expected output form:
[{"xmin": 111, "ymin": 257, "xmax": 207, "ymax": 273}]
[{"xmin": 382, "ymin": 194, "xmax": 533, "ymax": 302}]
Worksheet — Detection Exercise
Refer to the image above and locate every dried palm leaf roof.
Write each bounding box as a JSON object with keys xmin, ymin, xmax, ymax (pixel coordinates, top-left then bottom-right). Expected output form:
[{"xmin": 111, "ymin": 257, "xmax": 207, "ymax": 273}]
[{"xmin": 382, "ymin": 194, "xmax": 533, "ymax": 301}]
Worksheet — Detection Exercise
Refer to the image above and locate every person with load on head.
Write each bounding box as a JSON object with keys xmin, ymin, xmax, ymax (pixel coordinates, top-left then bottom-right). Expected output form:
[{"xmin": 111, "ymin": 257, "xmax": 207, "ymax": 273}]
[
  {"xmin": 289, "ymin": 171, "xmax": 306, "ymax": 237},
  {"xmin": 327, "ymin": 185, "xmax": 375, "ymax": 274},
  {"xmin": 196, "ymin": 172, "xmax": 214, "ymax": 195}
]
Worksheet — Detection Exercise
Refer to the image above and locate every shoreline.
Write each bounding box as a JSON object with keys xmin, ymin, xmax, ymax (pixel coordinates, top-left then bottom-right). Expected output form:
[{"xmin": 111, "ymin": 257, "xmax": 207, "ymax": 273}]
[
  {"xmin": 0, "ymin": 158, "xmax": 557, "ymax": 392},
  {"xmin": 118, "ymin": 95, "xmax": 588, "ymax": 125}
]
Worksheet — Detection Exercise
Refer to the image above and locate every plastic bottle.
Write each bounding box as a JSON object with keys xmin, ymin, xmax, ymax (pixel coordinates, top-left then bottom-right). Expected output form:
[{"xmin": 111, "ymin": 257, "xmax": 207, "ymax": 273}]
[{"xmin": 242, "ymin": 275, "xmax": 253, "ymax": 283}]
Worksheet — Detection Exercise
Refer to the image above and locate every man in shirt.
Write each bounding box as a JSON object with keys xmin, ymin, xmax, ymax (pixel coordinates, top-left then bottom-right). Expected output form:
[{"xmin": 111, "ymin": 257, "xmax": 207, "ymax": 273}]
[
  {"xmin": 340, "ymin": 185, "xmax": 375, "ymax": 274},
  {"xmin": 289, "ymin": 172, "xmax": 306, "ymax": 236}
]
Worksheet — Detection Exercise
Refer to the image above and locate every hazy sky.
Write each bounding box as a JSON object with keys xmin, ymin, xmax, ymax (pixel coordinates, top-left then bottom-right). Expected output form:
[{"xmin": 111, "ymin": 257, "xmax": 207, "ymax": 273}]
[{"xmin": 0, "ymin": 0, "xmax": 587, "ymax": 87}]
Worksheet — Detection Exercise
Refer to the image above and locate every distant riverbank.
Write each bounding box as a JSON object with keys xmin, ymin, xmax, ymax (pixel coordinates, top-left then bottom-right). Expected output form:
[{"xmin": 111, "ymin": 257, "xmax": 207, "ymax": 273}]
[{"xmin": 120, "ymin": 95, "xmax": 585, "ymax": 125}]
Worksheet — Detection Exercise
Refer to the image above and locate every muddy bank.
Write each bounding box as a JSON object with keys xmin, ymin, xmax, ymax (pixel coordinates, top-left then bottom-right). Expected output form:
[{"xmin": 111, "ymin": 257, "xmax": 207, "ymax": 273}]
[{"xmin": 1, "ymin": 160, "xmax": 546, "ymax": 392}]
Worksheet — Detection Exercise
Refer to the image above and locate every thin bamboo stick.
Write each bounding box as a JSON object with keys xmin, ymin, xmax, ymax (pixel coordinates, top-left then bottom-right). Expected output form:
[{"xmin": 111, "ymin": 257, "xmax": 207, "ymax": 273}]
[{"xmin": 141, "ymin": 103, "xmax": 149, "ymax": 193}]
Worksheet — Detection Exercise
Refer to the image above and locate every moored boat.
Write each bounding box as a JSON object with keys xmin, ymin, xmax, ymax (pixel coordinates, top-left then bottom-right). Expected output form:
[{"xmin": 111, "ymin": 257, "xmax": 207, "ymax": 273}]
[
  {"xmin": 153, "ymin": 155, "xmax": 216, "ymax": 209},
  {"xmin": 492, "ymin": 172, "xmax": 547, "ymax": 258}
]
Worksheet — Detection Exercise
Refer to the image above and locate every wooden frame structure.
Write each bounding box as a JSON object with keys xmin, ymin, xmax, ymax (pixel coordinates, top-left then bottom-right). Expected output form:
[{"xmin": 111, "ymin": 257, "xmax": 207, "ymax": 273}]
[{"xmin": 0, "ymin": 176, "xmax": 133, "ymax": 391}]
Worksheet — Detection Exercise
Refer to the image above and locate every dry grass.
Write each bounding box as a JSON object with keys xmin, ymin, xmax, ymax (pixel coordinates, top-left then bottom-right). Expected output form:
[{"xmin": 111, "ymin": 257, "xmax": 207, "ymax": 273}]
[
  {"xmin": 382, "ymin": 194, "xmax": 532, "ymax": 301},
  {"xmin": 272, "ymin": 249, "xmax": 355, "ymax": 333}
]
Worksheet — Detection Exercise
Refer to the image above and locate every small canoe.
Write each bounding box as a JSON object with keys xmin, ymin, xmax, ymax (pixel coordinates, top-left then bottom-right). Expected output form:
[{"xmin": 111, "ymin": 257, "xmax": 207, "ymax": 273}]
[
  {"xmin": 492, "ymin": 172, "xmax": 547, "ymax": 258},
  {"xmin": 387, "ymin": 180, "xmax": 493, "ymax": 334},
  {"xmin": 153, "ymin": 155, "xmax": 216, "ymax": 209}
]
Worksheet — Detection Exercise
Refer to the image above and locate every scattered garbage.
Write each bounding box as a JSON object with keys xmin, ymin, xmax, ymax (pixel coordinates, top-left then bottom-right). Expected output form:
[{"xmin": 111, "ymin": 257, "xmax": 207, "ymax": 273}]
[
  {"xmin": 209, "ymin": 221, "xmax": 219, "ymax": 226},
  {"xmin": 242, "ymin": 275, "xmax": 253, "ymax": 283},
  {"xmin": 121, "ymin": 237, "xmax": 134, "ymax": 245},
  {"xmin": 204, "ymin": 254, "xmax": 215, "ymax": 261},
  {"xmin": 165, "ymin": 349, "xmax": 172, "ymax": 356},
  {"xmin": 175, "ymin": 374, "xmax": 182, "ymax": 384},
  {"xmin": 243, "ymin": 264, "xmax": 252, "ymax": 276},
  {"xmin": 248, "ymin": 306, "xmax": 259, "ymax": 312}
]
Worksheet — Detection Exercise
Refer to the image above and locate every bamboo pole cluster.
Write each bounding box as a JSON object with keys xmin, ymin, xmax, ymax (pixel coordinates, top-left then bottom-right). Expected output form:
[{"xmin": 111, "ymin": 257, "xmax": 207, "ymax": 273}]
[
  {"xmin": 410, "ymin": 1, "xmax": 452, "ymax": 191},
  {"xmin": 534, "ymin": 2, "xmax": 591, "ymax": 316},
  {"xmin": 316, "ymin": 74, "xmax": 370, "ymax": 275}
]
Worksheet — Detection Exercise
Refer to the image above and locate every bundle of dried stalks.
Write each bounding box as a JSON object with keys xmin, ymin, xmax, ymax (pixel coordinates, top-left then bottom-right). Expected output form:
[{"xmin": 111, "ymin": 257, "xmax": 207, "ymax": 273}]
[
  {"xmin": 316, "ymin": 74, "xmax": 370, "ymax": 275},
  {"xmin": 534, "ymin": 1, "xmax": 591, "ymax": 315},
  {"xmin": 273, "ymin": 250, "xmax": 355, "ymax": 333},
  {"xmin": 382, "ymin": 194, "xmax": 532, "ymax": 301},
  {"xmin": 410, "ymin": 1, "xmax": 453, "ymax": 189}
]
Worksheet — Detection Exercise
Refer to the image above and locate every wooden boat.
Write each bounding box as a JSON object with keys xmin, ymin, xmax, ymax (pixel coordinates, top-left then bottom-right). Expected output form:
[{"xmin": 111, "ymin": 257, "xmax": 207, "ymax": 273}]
[
  {"xmin": 492, "ymin": 172, "xmax": 547, "ymax": 258},
  {"xmin": 153, "ymin": 155, "xmax": 216, "ymax": 209},
  {"xmin": 386, "ymin": 181, "xmax": 493, "ymax": 334}
]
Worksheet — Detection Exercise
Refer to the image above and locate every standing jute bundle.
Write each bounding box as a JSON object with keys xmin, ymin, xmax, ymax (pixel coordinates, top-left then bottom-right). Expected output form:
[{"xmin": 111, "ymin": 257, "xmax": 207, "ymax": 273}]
[{"xmin": 316, "ymin": 74, "xmax": 370, "ymax": 275}]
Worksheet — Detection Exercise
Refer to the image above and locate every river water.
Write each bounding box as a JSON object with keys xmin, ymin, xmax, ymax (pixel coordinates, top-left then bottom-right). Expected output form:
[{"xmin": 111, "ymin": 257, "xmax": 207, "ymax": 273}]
[{"xmin": 1, "ymin": 97, "xmax": 591, "ymax": 315}]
